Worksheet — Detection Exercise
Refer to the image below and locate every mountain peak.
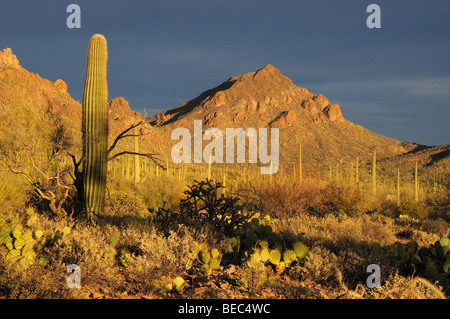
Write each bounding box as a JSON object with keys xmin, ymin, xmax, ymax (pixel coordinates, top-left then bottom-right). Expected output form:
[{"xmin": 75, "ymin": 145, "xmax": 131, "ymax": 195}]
[
  {"xmin": 0, "ymin": 48, "xmax": 20, "ymax": 67},
  {"xmin": 149, "ymin": 64, "xmax": 347, "ymax": 129},
  {"xmin": 252, "ymin": 64, "xmax": 285, "ymax": 82},
  {"xmin": 256, "ymin": 64, "xmax": 277, "ymax": 72}
]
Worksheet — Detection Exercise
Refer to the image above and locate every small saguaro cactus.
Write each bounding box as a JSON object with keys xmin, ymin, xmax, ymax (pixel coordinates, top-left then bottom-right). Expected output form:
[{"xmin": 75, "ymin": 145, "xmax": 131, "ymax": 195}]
[
  {"xmin": 372, "ymin": 151, "xmax": 377, "ymax": 195},
  {"xmin": 82, "ymin": 34, "xmax": 109, "ymax": 219},
  {"xmin": 298, "ymin": 143, "xmax": 303, "ymax": 182},
  {"xmin": 134, "ymin": 119, "xmax": 140, "ymax": 184},
  {"xmin": 414, "ymin": 161, "xmax": 419, "ymax": 202}
]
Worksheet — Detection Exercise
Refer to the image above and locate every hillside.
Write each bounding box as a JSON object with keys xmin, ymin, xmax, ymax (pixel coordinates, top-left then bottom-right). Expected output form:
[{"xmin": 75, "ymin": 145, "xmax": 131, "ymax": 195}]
[{"xmin": 0, "ymin": 48, "xmax": 168, "ymax": 165}]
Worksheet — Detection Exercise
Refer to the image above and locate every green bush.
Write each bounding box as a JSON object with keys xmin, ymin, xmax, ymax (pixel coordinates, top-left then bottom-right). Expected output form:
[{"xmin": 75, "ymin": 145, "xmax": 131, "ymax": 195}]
[{"xmin": 396, "ymin": 200, "xmax": 429, "ymax": 220}]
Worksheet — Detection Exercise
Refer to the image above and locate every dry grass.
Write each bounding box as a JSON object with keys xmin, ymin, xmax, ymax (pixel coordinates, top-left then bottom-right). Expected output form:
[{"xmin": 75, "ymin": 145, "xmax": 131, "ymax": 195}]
[{"xmin": 1, "ymin": 173, "xmax": 449, "ymax": 299}]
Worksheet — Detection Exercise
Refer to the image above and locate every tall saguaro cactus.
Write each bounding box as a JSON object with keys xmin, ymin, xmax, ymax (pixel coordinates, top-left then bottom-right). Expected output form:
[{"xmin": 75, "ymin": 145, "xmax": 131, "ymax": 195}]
[{"xmin": 82, "ymin": 34, "xmax": 108, "ymax": 219}]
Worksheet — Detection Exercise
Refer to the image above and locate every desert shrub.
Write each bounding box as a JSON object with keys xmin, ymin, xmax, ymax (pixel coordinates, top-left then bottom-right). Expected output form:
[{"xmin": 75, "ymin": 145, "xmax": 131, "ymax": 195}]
[
  {"xmin": 377, "ymin": 195, "xmax": 399, "ymax": 218},
  {"xmin": 0, "ymin": 261, "xmax": 78, "ymax": 298},
  {"xmin": 242, "ymin": 178, "xmax": 341, "ymax": 219},
  {"xmin": 47, "ymin": 224, "xmax": 122, "ymax": 292},
  {"xmin": 352, "ymin": 273, "xmax": 447, "ymax": 299},
  {"xmin": 427, "ymin": 181, "xmax": 450, "ymax": 222},
  {"xmin": 235, "ymin": 259, "xmax": 270, "ymax": 291},
  {"xmin": 0, "ymin": 176, "xmax": 29, "ymax": 211},
  {"xmin": 141, "ymin": 175, "xmax": 185, "ymax": 209},
  {"xmin": 244, "ymin": 178, "xmax": 370, "ymax": 220},
  {"xmin": 275, "ymin": 213, "xmax": 397, "ymax": 250},
  {"xmin": 419, "ymin": 219, "xmax": 450, "ymax": 239},
  {"xmin": 128, "ymin": 224, "xmax": 207, "ymax": 277},
  {"xmin": 108, "ymin": 191, "xmax": 148, "ymax": 215},
  {"xmin": 397, "ymin": 199, "xmax": 430, "ymax": 220},
  {"xmin": 323, "ymin": 182, "xmax": 367, "ymax": 217},
  {"xmin": 241, "ymin": 179, "xmax": 309, "ymax": 218},
  {"xmin": 291, "ymin": 246, "xmax": 343, "ymax": 288}
]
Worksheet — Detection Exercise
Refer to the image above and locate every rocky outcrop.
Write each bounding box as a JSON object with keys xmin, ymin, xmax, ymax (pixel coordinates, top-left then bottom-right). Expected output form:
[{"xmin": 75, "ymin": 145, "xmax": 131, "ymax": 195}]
[
  {"xmin": 204, "ymin": 111, "xmax": 223, "ymax": 126},
  {"xmin": 0, "ymin": 48, "xmax": 20, "ymax": 66},
  {"xmin": 270, "ymin": 109, "xmax": 297, "ymax": 128},
  {"xmin": 323, "ymin": 104, "xmax": 344, "ymax": 122},
  {"xmin": 301, "ymin": 94, "xmax": 344, "ymax": 123},
  {"xmin": 108, "ymin": 97, "xmax": 167, "ymax": 145},
  {"xmin": 54, "ymin": 79, "xmax": 68, "ymax": 94},
  {"xmin": 109, "ymin": 97, "xmax": 142, "ymax": 124}
]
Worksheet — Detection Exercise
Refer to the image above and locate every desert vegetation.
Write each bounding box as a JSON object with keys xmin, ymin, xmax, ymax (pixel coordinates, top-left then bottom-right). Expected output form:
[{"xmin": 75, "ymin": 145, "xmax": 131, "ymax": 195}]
[{"xmin": 1, "ymin": 156, "xmax": 449, "ymax": 299}]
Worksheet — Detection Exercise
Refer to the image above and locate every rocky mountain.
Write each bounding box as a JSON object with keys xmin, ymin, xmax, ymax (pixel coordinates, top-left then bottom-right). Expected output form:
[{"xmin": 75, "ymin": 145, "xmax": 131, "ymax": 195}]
[
  {"xmin": 0, "ymin": 48, "xmax": 167, "ymax": 162},
  {"xmin": 0, "ymin": 47, "xmax": 446, "ymax": 177},
  {"xmin": 148, "ymin": 64, "xmax": 418, "ymax": 167}
]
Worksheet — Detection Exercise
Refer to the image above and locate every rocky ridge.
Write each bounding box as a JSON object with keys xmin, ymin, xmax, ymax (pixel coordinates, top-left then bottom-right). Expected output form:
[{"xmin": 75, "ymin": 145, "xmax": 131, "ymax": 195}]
[
  {"xmin": 0, "ymin": 48, "xmax": 167, "ymax": 158},
  {"xmin": 148, "ymin": 64, "xmax": 416, "ymax": 165}
]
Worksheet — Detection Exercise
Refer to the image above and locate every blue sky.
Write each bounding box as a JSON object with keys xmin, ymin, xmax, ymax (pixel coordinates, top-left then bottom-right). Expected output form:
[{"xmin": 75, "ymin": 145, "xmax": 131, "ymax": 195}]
[{"xmin": 1, "ymin": 1, "xmax": 449, "ymax": 146}]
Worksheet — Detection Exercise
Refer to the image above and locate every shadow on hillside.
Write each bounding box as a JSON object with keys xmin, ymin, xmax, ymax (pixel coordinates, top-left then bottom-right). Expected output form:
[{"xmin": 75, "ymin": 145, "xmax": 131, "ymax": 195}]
[
  {"xmin": 98, "ymin": 209, "xmax": 152, "ymax": 229},
  {"xmin": 426, "ymin": 147, "xmax": 450, "ymax": 167},
  {"xmin": 147, "ymin": 79, "xmax": 236, "ymax": 126}
]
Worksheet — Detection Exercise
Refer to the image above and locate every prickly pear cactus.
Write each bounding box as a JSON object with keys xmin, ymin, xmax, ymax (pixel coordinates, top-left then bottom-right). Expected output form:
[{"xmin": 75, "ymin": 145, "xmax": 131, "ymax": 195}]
[
  {"xmin": 196, "ymin": 247, "xmax": 222, "ymax": 280},
  {"xmin": 293, "ymin": 241, "xmax": 308, "ymax": 259},
  {"xmin": 0, "ymin": 208, "xmax": 71, "ymax": 271},
  {"xmin": 283, "ymin": 249, "xmax": 296, "ymax": 266},
  {"xmin": 268, "ymin": 249, "xmax": 281, "ymax": 266},
  {"xmin": 197, "ymin": 249, "xmax": 211, "ymax": 265},
  {"xmin": 389, "ymin": 237, "xmax": 450, "ymax": 296}
]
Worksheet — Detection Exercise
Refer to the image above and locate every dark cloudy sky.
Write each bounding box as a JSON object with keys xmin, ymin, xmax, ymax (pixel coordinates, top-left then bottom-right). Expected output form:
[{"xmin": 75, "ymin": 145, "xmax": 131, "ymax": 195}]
[{"xmin": 1, "ymin": 1, "xmax": 449, "ymax": 146}]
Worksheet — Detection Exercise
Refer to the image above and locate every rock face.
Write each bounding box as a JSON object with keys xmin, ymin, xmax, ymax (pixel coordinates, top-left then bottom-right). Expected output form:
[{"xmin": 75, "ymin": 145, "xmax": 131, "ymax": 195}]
[
  {"xmin": 270, "ymin": 109, "xmax": 296, "ymax": 128},
  {"xmin": 0, "ymin": 48, "xmax": 20, "ymax": 66},
  {"xmin": 302, "ymin": 95, "xmax": 344, "ymax": 123}
]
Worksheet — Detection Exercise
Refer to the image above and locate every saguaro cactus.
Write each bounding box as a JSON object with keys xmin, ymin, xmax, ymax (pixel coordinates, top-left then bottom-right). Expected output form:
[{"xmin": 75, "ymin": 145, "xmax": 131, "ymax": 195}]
[
  {"xmin": 355, "ymin": 157, "xmax": 359, "ymax": 185},
  {"xmin": 82, "ymin": 34, "xmax": 108, "ymax": 218},
  {"xmin": 134, "ymin": 120, "xmax": 140, "ymax": 184},
  {"xmin": 372, "ymin": 151, "xmax": 377, "ymax": 195},
  {"xmin": 414, "ymin": 161, "xmax": 419, "ymax": 202},
  {"xmin": 397, "ymin": 167, "xmax": 401, "ymax": 205},
  {"xmin": 298, "ymin": 143, "xmax": 302, "ymax": 182}
]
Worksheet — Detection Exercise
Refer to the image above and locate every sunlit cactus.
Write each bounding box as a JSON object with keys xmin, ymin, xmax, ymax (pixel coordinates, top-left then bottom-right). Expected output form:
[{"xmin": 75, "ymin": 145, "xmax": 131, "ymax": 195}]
[{"xmin": 82, "ymin": 34, "xmax": 109, "ymax": 219}]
